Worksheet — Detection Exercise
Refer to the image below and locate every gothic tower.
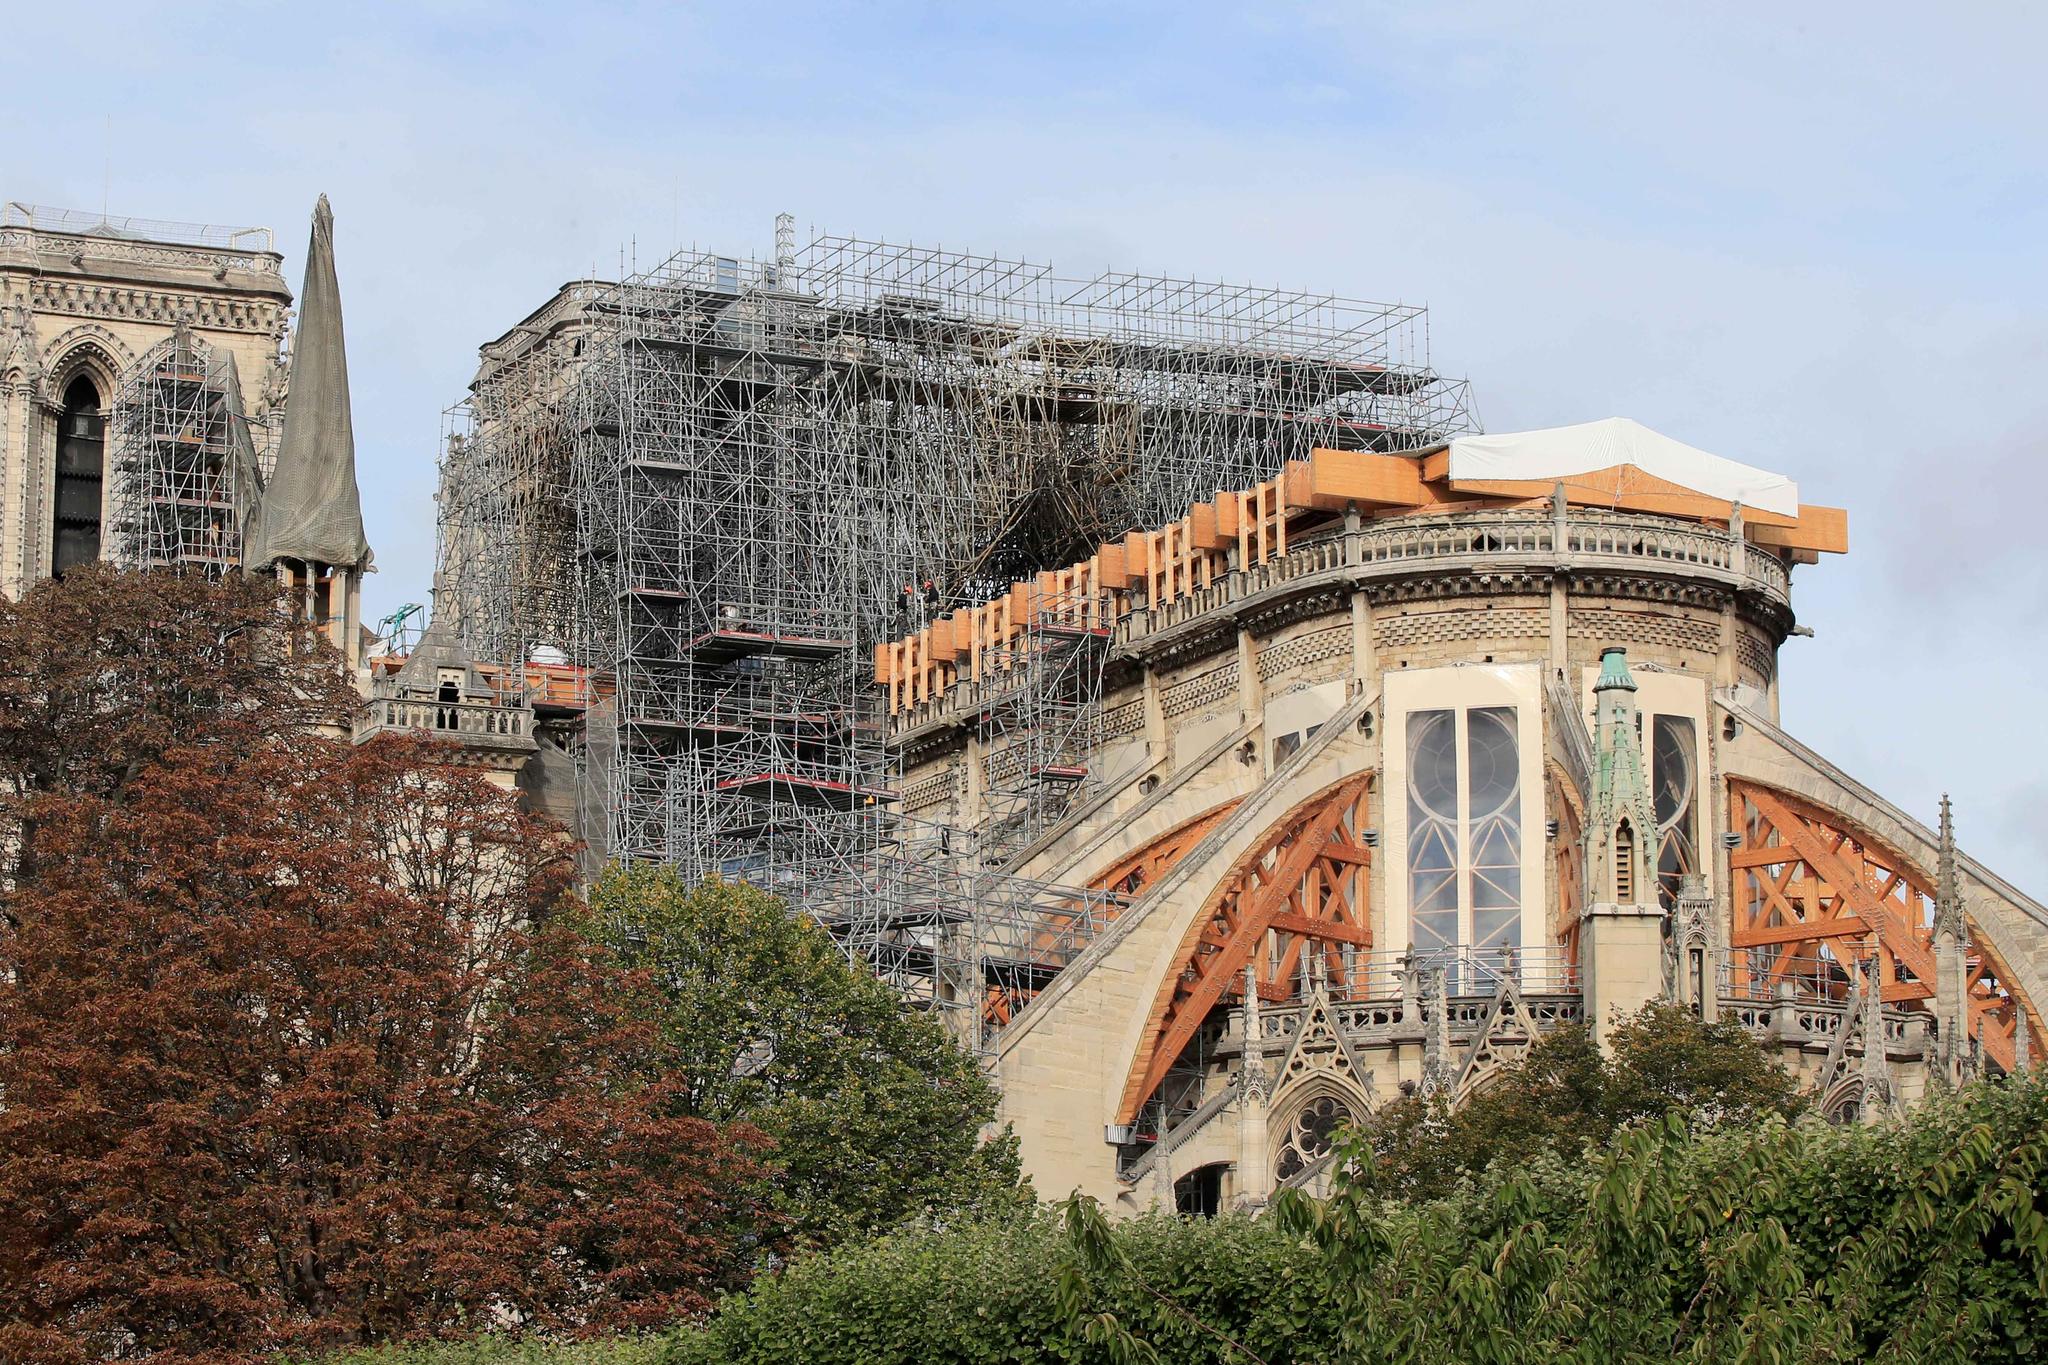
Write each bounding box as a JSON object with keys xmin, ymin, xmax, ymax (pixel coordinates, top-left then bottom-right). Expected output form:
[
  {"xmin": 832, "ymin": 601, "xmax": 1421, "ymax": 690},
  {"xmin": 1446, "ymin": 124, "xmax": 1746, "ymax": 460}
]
[
  {"xmin": 1579, "ymin": 646, "xmax": 1667, "ymax": 1043},
  {"xmin": 0, "ymin": 201, "xmax": 292, "ymax": 592}
]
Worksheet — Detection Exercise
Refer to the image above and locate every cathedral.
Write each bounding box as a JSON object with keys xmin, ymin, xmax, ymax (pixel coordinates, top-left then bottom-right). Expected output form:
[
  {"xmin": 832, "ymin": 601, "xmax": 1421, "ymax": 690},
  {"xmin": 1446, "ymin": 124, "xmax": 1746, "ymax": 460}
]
[
  {"xmin": 876, "ymin": 428, "xmax": 2046, "ymax": 1207},
  {"xmin": 7, "ymin": 197, "xmax": 2044, "ymax": 1218}
]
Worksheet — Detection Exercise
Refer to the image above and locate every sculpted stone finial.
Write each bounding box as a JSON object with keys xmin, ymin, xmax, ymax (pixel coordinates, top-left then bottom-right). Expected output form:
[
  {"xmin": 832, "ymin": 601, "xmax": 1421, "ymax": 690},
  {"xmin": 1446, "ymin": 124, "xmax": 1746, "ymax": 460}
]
[{"xmin": 1934, "ymin": 794, "xmax": 1965, "ymax": 943}]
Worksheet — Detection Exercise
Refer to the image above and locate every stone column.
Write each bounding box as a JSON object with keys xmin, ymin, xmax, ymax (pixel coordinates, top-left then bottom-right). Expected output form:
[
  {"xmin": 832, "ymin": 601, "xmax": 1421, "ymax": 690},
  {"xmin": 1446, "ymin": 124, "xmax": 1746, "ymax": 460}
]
[
  {"xmin": 1237, "ymin": 628, "xmax": 1261, "ymax": 723},
  {"xmin": 1141, "ymin": 664, "xmax": 1166, "ymax": 752},
  {"xmin": 1235, "ymin": 964, "xmax": 1272, "ymax": 1207},
  {"xmin": 962, "ymin": 735, "xmax": 988, "ymax": 828},
  {"xmin": 1350, "ymin": 588, "xmax": 1374, "ymax": 691},
  {"xmin": 1549, "ymin": 485, "xmax": 1570, "ymax": 672},
  {"xmin": 1717, "ymin": 510, "xmax": 1743, "ymax": 689},
  {"xmin": 1580, "ymin": 901, "xmax": 1668, "ymax": 1048}
]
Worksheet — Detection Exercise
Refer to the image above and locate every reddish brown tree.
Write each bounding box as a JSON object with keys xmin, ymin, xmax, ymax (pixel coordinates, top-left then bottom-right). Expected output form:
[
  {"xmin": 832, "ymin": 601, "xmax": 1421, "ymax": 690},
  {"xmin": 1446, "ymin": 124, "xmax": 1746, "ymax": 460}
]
[
  {"xmin": 0, "ymin": 565, "xmax": 357, "ymax": 885},
  {"xmin": 0, "ymin": 578, "xmax": 778, "ymax": 1364}
]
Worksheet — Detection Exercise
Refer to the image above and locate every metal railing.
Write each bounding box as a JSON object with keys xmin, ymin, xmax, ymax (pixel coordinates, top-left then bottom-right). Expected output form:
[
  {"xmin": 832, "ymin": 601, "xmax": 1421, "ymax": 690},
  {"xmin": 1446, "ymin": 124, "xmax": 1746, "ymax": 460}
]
[
  {"xmin": 2, "ymin": 201, "xmax": 274, "ymax": 252},
  {"xmin": 1272, "ymin": 944, "xmax": 1581, "ymax": 1004}
]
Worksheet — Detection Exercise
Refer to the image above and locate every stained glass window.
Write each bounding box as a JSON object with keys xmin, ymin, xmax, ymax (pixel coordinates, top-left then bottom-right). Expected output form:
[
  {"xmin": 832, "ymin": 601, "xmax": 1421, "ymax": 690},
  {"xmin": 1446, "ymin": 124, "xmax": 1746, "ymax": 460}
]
[
  {"xmin": 1406, "ymin": 709, "xmax": 1459, "ymax": 957},
  {"xmin": 1467, "ymin": 707, "xmax": 1522, "ymax": 959},
  {"xmin": 1653, "ymin": 715, "xmax": 1699, "ymax": 910}
]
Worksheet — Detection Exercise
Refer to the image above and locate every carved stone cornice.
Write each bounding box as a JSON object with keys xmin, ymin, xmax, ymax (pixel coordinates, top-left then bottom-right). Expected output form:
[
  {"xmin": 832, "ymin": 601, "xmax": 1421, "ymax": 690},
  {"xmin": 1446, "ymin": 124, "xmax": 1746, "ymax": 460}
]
[
  {"xmin": 899, "ymin": 725, "xmax": 968, "ymax": 767},
  {"xmin": 1239, "ymin": 583, "xmax": 1347, "ymax": 636},
  {"xmin": 1132, "ymin": 617, "xmax": 1234, "ymax": 672},
  {"xmin": 19, "ymin": 276, "xmax": 283, "ymax": 336},
  {"xmin": 1361, "ymin": 569, "xmax": 1552, "ymax": 607}
]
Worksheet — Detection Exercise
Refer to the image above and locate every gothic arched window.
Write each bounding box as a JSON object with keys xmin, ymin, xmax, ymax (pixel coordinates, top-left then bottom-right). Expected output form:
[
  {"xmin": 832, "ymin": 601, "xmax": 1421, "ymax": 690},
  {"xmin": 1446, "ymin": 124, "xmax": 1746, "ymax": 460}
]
[
  {"xmin": 1652, "ymin": 715, "xmax": 1699, "ymax": 909},
  {"xmin": 1274, "ymin": 1093, "xmax": 1353, "ymax": 1184},
  {"xmin": 1404, "ymin": 705, "xmax": 1525, "ymax": 989},
  {"xmin": 1614, "ymin": 819, "xmax": 1636, "ymax": 904},
  {"xmin": 53, "ymin": 374, "xmax": 105, "ymax": 573}
]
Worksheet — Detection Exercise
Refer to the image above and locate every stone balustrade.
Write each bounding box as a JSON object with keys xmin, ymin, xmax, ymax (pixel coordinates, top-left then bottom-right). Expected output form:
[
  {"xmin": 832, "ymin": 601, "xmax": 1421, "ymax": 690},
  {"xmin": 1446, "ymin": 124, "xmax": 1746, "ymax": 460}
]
[
  {"xmin": 356, "ymin": 695, "xmax": 536, "ymax": 750},
  {"xmin": 890, "ymin": 506, "xmax": 1793, "ymax": 739}
]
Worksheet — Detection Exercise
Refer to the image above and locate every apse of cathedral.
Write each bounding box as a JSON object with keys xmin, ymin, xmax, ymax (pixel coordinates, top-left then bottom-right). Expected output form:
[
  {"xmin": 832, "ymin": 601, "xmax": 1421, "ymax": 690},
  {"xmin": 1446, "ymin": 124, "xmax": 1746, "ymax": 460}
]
[{"xmin": 877, "ymin": 420, "xmax": 2046, "ymax": 1210}]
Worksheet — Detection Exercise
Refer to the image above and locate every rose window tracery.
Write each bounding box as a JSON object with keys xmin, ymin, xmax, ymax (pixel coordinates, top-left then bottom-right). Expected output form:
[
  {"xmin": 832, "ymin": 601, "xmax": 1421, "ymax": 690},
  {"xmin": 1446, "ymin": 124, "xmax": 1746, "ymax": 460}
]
[{"xmin": 1274, "ymin": 1094, "xmax": 1353, "ymax": 1183}]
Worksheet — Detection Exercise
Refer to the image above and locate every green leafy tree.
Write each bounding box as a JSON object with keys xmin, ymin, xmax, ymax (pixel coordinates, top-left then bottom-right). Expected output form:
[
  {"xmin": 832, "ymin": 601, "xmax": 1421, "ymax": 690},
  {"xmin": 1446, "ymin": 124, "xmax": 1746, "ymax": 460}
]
[
  {"xmin": 1367, "ymin": 1001, "xmax": 1806, "ymax": 1199},
  {"xmin": 588, "ymin": 867, "xmax": 1030, "ymax": 1250}
]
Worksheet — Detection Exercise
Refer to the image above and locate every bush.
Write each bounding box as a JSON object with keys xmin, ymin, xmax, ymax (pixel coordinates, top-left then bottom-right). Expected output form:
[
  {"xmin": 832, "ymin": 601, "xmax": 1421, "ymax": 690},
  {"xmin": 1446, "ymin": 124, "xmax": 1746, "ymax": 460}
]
[
  {"xmin": 662, "ymin": 1211, "xmax": 1339, "ymax": 1365},
  {"xmin": 658, "ymin": 1073, "xmax": 2048, "ymax": 1364},
  {"xmin": 297, "ymin": 1338, "xmax": 669, "ymax": 1365}
]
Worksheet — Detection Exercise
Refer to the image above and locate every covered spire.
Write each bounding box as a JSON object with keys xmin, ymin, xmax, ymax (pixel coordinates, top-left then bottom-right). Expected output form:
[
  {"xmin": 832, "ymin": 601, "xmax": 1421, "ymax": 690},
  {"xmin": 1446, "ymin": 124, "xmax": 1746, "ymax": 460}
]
[{"xmin": 244, "ymin": 194, "xmax": 371, "ymax": 572}]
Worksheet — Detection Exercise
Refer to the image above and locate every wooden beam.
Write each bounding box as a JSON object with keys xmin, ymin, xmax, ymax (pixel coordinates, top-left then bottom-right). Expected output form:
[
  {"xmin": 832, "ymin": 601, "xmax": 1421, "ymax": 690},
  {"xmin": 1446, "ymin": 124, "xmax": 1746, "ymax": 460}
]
[
  {"xmin": 939, "ymin": 612, "xmax": 973, "ymax": 659},
  {"xmin": 1097, "ymin": 541, "xmax": 1136, "ymax": 587},
  {"xmin": 1268, "ymin": 912, "xmax": 1374, "ymax": 947},
  {"xmin": 1282, "ymin": 459, "xmax": 1318, "ymax": 511},
  {"xmin": 1732, "ymin": 918, "xmax": 1871, "ymax": 948},
  {"xmin": 1216, "ymin": 489, "xmax": 1243, "ymax": 538},
  {"xmin": 1304, "ymin": 447, "xmax": 1432, "ymax": 510},
  {"xmin": 1749, "ymin": 505, "xmax": 1849, "ymax": 555},
  {"xmin": 1122, "ymin": 530, "xmax": 1151, "ymax": 579},
  {"xmin": 1187, "ymin": 501, "xmax": 1228, "ymax": 550}
]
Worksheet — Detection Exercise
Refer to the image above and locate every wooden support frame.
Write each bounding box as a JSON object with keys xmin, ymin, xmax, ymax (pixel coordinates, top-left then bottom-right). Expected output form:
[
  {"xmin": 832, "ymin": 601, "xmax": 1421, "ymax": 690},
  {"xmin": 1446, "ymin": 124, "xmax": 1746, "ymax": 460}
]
[
  {"xmin": 977, "ymin": 800, "xmax": 1242, "ymax": 1036},
  {"xmin": 872, "ymin": 444, "xmax": 1846, "ymax": 713},
  {"xmin": 1726, "ymin": 780, "xmax": 2026, "ymax": 1072},
  {"xmin": 1117, "ymin": 774, "xmax": 1373, "ymax": 1125}
]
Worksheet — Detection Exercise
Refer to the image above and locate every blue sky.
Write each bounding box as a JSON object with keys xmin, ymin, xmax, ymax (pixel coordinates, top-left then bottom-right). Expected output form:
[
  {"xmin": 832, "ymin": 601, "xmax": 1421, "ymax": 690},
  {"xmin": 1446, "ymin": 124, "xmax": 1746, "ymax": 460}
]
[{"xmin": 7, "ymin": 2, "xmax": 2046, "ymax": 889}]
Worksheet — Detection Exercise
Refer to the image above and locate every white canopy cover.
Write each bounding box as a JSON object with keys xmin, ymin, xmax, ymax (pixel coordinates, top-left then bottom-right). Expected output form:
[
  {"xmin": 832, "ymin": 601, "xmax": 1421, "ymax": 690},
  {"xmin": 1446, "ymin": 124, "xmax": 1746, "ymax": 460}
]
[{"xmin": 1446, "ymin": 417, "xmax": 1799, "ymax": 518}]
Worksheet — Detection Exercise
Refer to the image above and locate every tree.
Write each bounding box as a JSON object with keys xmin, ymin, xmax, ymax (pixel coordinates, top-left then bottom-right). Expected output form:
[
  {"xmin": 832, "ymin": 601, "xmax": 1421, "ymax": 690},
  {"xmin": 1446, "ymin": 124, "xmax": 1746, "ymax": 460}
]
[
  {"xmin": 0, "ymin": 571, "xmax": 779, "ymax": 1364},
  {"xmin": 0, "ymin": 564, "xmax": 356, "ymax": 884},
  {"xmin": 1366, "ymin": 1001, "xmax": 1806, "ymax": 1199},
  {"xmin": 588, "ymin": 868, "xmax": 1031, "ymax": 1251}
]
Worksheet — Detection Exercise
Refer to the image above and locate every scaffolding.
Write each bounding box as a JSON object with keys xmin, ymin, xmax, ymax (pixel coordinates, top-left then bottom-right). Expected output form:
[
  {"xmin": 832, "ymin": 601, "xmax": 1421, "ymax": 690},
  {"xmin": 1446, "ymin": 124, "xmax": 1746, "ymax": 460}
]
[
  {"xmin": 434, "ymin": 220, "xmax": 1476, "ymax": 1037},
  {"xmin": 108, "ymin": 330, "xmax": 276, "ymax": 572},
  {"xmin": 974, "ymin": 579, "xmax": 1112, "ymax": 858},
  {"xmin": 434, "ymin": 282, "xmax": 604, "ymax": 668}
]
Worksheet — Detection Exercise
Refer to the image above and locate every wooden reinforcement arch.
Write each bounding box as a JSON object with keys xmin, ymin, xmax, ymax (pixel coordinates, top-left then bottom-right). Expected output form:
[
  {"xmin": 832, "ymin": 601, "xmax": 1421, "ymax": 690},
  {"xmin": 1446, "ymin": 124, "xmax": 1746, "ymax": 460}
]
[
  {"xmin": 1117, "ymin": 773, "xmax": 1373, "ymax": 1125},
  {"xmin": 1727, "ymin": 779, "xmax": 2029, "ymax": 1073}
]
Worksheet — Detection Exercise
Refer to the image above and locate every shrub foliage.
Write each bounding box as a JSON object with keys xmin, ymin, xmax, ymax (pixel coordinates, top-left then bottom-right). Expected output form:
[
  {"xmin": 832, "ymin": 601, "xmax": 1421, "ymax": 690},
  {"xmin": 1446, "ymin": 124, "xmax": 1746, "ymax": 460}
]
[{"xmin": 665, "ymin": 1073, "xmax": 2047, "ymax": 1364}]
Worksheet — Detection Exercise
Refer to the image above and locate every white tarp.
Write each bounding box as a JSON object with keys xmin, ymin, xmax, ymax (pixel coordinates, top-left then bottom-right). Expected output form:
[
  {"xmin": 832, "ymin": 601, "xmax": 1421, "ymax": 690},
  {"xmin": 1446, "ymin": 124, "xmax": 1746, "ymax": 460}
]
[{"xmin": 1446, "ymin": 417, "xmax": 1799, "ymax": 517}]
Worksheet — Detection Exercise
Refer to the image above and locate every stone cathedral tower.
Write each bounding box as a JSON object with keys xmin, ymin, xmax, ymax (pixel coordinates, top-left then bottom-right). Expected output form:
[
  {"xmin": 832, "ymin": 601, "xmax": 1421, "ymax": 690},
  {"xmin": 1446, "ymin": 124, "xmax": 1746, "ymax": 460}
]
[{"xmin": 0, "ymin": 201, "xmax": 292, "ymax": 594}]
